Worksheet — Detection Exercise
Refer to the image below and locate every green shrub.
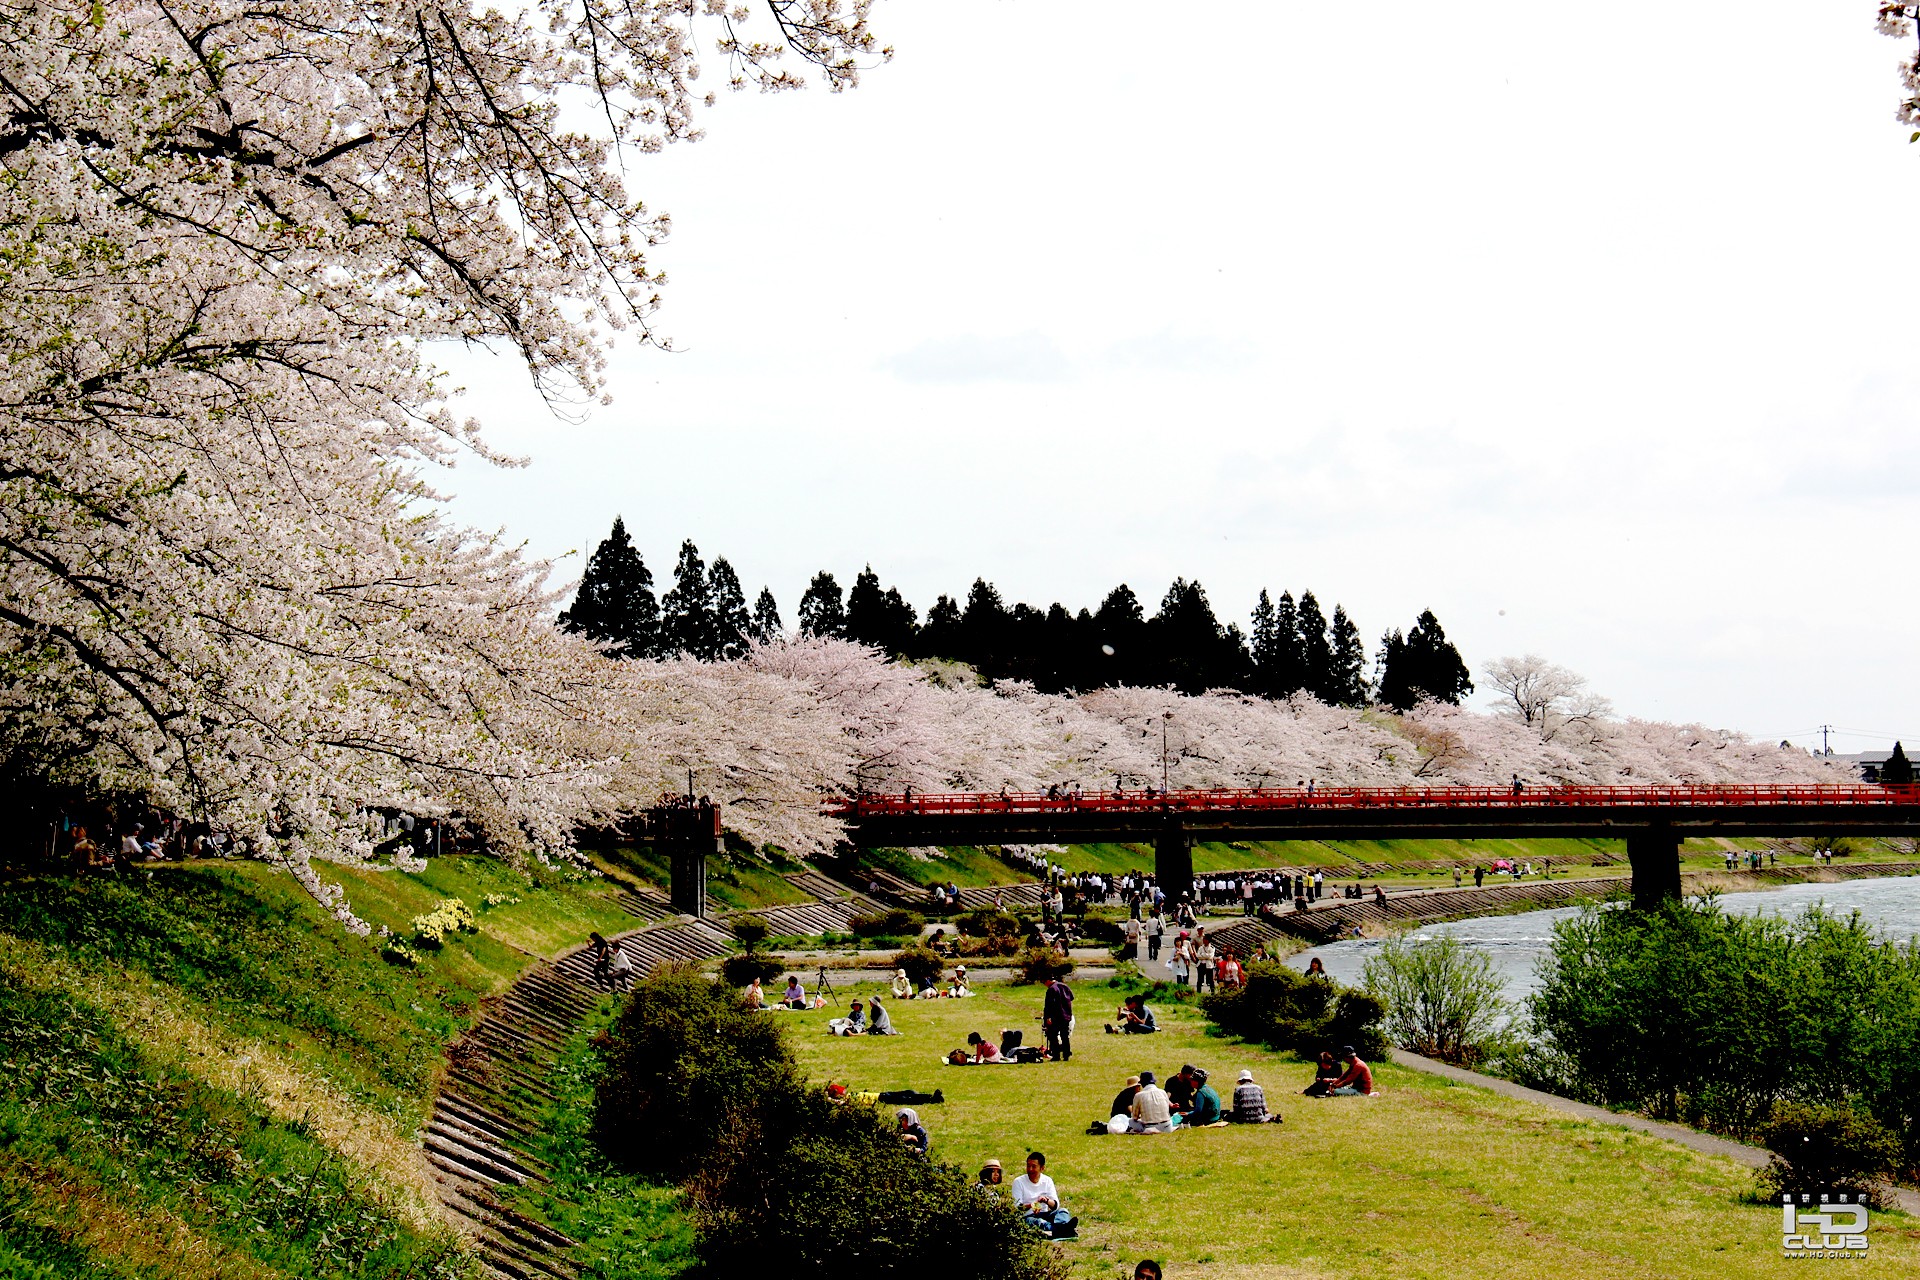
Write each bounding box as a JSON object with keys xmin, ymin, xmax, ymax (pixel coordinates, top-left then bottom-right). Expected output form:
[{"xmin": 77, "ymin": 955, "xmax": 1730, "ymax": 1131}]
[
  {"xmin": 1071, "ymin": 907, "xmax": 1128, "ymax": 945},
  {"xmin": 1530, "ymin": 898, "xmax": 1920, "ymax": 1163},
  {"xmin": 380, "ymin": 937, "xmax": 421, "ymax": 967},
  {"xmin": 408, "ymin": 897, "xmax": 476, "ymax": 947},
  {"xmin": 690, "ymin": 1083, "xmax": 1064, "ymax": 1279},
  {"xmin": 1011, "ymin": 946, "xmax": 1074, "ymax": 985},
  {"xmin": 1362, "ymin": 934, "xmax": 1508, "ymax": 1065},
  {"xmin": 731, "ymin": 917, "xmax": 771, "ymax": 951},
  {"xmin": 891, "ymin": 946, "xmax": 944, "ymax": 988},
  {"xmin": 593, "ymin": 965, "xmax": 799, "ymax": 1181},
  {"xmin": 852, "ymin": 908, "xmax": 925, "ymax": 939},
  {"xmin": 955, "ymin": 932, "xmax": 1022, "ymax": 959},
  {"xmin": 718, "ymin": 954, "xmax": 784, "ymax": 987},
  {"xmin": 1200, "ymin": 961, "xmax": 1387, "ymax": 1061},
  {"xmin": 1756, "ymin": 1103, "xmax": 1902, "ymax": 1207},
  {"xmin": 955, "ymin": 908, "xmax": 1020, "ymax": 939}
]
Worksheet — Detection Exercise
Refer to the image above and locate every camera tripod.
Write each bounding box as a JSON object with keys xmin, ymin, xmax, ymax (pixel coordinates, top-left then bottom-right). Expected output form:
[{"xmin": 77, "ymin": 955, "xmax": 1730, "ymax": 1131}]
[{"xmin": 815, "ymin": 963, "xmax": 835, "ymax": 999}]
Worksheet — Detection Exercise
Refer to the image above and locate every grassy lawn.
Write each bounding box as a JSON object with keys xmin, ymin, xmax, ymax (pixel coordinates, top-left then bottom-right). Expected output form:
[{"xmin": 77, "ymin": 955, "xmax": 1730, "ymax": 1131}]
[{"xmin": 789, "ymin": 979, "xmax": 1920, "ymax": 1280}]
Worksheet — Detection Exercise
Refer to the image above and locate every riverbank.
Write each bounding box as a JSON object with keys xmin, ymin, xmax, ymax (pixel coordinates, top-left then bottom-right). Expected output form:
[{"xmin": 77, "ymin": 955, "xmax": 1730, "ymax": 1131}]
[{"xmin": 1206, "ymin": 860, "xmax": 1920, "ymax": 950}]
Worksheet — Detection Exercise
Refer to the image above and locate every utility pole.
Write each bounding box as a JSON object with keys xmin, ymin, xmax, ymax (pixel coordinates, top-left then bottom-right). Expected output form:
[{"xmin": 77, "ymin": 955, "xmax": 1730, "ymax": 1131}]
[{"xmin": 1819, "ymin": 725, "xmax": 1833, "ymax": 756}]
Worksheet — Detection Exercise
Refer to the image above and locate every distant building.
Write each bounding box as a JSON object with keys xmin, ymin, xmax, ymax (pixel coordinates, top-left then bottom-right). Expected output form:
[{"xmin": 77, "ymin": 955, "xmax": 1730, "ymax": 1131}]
[{"xmin": 1827, "ymin": 750, "xmax": 1901, "ymax": 783}]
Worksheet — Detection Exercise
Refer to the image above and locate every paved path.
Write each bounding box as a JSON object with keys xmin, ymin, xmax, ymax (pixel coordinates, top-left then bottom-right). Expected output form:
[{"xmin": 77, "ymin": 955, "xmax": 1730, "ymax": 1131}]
[{"xmin": 1388, "ymin": 1049, "xmax": 1920, "ymax": 1215}]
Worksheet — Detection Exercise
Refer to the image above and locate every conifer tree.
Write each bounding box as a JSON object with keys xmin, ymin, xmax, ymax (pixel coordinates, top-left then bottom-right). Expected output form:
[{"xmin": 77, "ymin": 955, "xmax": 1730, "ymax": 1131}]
[
  {"xmin": 659, "ymin": 540, "xmax": 716, "ymax": 658},
  {"xmin": 707, "ymin": 557, "xmax": 752, "ymax": 660},
  {"xmin": 845, "ymin": 566, "xmax": 920, "ymax": 655},
  {"xmin": 797, "ymin": 571, "xmax": 847, "ymax": 638},
  {"xmin": 1093, "ymin": 584, "xmax": 1149, "ymax": 687},
  {"xmin": 1325, "ymin": 605, "xmax": 1369, "ymax": 705},
  {"xmin": 558, "ymin": 516, "xmax": 657, "ymax": 658},
  {"xmin": 749, "ymin": 588, "xmax": 784, "ymax": 644},
  {"xmin": 959, "ymin": 578, "xmax": 1010, "ymax": 671},
  {"xmin": 916, "ymin": 594, "xmax": 962, "ymax": 658},
  {"xmin": 1296, "ymin": 591, "xmax": 1333, "ymax": 698},
  {"xmin": 1376, "ymin": 609, "xmax": 1472, "ymax": 710},
  {"xmin": 1882, "ymin": 741, "xmax": 1915, "ymax": 786}
]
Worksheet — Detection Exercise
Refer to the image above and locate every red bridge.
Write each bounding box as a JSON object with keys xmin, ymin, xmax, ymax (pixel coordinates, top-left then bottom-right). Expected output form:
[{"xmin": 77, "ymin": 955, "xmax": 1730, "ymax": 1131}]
[{"xmin": 827, "ymin": 784, "xmax": 1920, "ymax": 908}]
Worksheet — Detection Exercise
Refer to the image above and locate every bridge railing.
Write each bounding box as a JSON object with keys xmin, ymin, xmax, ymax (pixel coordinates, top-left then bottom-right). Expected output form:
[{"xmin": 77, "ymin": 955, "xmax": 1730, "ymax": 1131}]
[{"xmin": 825, "ymin": 783, "xmax": 1920, "ymax": 820}]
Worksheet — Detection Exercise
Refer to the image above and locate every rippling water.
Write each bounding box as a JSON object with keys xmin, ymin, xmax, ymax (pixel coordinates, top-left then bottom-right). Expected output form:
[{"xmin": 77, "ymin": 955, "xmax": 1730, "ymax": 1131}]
[{"xmin": 1286, "ymin": 874, "xmax": 1920, "ymax": 1009}]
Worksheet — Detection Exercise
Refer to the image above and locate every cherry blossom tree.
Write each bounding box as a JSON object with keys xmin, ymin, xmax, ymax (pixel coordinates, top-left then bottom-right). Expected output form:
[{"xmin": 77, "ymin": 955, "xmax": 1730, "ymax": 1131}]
[{"xmin": 0, "ymin": 2, "xmax": 883, "ymax": 896}]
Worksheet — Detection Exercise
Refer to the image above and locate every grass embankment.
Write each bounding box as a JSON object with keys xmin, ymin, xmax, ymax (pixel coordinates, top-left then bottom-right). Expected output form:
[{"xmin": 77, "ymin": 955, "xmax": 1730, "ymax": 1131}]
[
  {"xmin": 791, "ymin": 979, "xmax": 1920, "ymax": 1280},
  {"xmin": 877, "ymin": 837, "xmax": 1920, "ymax": 894},
  {"xmin": 0, "ymin": 856, "xmax": 669, "ymax": 1279},
  {"xmin": 584, "ymin": 843, "xmax": 817, "ymax": 911}
]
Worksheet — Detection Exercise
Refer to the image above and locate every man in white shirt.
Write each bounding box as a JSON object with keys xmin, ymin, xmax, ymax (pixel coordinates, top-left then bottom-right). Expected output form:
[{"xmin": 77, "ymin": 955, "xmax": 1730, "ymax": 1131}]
[
  {"xmin": 1129, "ymin": 1070, "xmax": 1173, "ymax": 1132},
  {"xmin": 1010, "ymin": 1151, "xmax": 1077, "ymax": 1238}
]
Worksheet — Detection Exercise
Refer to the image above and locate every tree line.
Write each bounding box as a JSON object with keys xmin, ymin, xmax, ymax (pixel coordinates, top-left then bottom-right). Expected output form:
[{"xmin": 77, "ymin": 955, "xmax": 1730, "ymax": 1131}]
[{"xmin": 561, "ymin": 517, "xmax": 1474, "ymax": 709}]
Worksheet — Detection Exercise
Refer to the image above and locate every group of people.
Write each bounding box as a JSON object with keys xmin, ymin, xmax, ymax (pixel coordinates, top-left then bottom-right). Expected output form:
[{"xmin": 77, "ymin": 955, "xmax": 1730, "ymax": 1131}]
[
  {"xmin": 1102, "ymin": 1062, "xmax": 1278, "ymax": 1132},
  {"xmin": 890, "ymin": 966, "xmax": 972, "ymax": 1000},
  {"xmin": 827, "ymin": 996, "xmax": 898, "ymax": 1036},
  {"xmin": 976, "ymin": 1151, "xmax": 1079, "ymax": 1239}
]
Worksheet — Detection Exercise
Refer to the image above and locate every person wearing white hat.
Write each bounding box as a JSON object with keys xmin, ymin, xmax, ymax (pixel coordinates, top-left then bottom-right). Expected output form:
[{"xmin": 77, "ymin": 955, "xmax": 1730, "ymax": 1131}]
[{"xmin": 1231, "ymin": 1068, "xmax": 1276, "ymax": 1124}]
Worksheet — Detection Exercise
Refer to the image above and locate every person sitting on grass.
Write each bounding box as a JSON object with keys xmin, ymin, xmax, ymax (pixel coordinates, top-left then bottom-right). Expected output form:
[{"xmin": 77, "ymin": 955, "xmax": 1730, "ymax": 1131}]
[
  {"xmin": 1134, "ymin": 1262, "xmax": 1162, "ymax": 1280},
  {"xmin": 1322, "ymin": 1045, "xmax": 1375, "ymax": 1096},
  {"xmin": 742, "ymin": 977, "xmax": 766, "ymax": 1010},
  {"xmin": 967, "ymin": 1030, "xmax": 1001, "ymax": 1062},
  {"xmin": 891, "ymin": 968, "xmax": 912, "ymax": 999},
  {"xmin": 1110, "ymin": 1074, "xmax": 1141, "ymax": 1119},
  {"xmin": 828, "ymin": 999, "xmax": 867, "ymax": 1036},
  {"xmin": 782, "ymin": 975, "xmax": 806, "ymax": 1010},
  {"xmin": 1187, "ymin": 1068, "xmax": 1224, "ymax": 1126},
  {"xmin": 1166, "ymin": 1064, "xmax": 1197, "ymax": 1116},
  {"xmin": 1128, "ymin": 1070, "xmax": 1174, "ymax": 1133},
  {"xmin": 1011, "ymin": 1151, "xmax": 1078, "ymax": 1238},
  {"xmin": 897, "ymin": 1107, "xmax": 930, "ymax": 1156},
  {"xmin": 1106, "ymin": 995, "xmax": 1157, "ymax": 1034},
  {"xmin": 1231, "ymin": 1068, "xmax": 1275, "ymax": 1123},
  {"xmin": 947, "ymin": 965, "xmax": 972, "ymax": 997},
  {"xmin": 977, "ymin": 1158, "xmax": 1005, "ymax": 1194},
  {"xmin": 866, "ymin": 995, "xmax": 897, "ymax": 1035},
  {"xmin": 1302, "ymin": 1050, "xmax": 1341, "ymax": 1097}
]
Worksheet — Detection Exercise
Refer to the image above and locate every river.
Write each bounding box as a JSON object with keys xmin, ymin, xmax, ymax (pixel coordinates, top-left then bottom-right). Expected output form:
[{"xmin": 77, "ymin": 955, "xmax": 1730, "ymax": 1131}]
[{"xmin": 1283, "ymin": 873, "xmax": 1920, "ymax": 1009}]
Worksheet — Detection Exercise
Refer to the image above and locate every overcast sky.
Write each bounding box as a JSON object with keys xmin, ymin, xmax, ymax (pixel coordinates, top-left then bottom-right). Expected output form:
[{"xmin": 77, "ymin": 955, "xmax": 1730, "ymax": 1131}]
[{"xmin": 438, "ymin": 2, "xmax": 1920, "ymax": 754}]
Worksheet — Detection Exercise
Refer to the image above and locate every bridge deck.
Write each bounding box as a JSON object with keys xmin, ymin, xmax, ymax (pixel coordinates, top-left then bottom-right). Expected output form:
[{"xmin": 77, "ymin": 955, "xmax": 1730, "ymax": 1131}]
[{"xmin": 830, "ymin": 784, "xmax": 1920, "ymax": 846}]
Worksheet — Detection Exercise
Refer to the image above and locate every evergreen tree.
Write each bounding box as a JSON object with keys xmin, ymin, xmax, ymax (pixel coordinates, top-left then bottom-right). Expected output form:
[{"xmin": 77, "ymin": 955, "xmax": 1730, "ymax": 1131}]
[
  {"xmin": 1295, "ymin": 590, "xmax": 1333, "ymax": 698},
  {"xmin": 659, "ymin": 540, "xmax": 716, "ymax": 658},
  {"xmin": 1093, "ymin": 584, "xmax": 1148, "ymax": 687},
  {"xmin": 1270, "ymin": 591, "xmax": 1305, "ymax": 697},
  {"xmin": 1375, "ymin": 627, "xmax": 1409, "ymax": 707},
  {"xmin": 558, "ymin": 516, "xmax": 657, "ymax": 658},
  {"xmin": 844, "ymin": 566, "xmax": 918, "ymax": 655},
  {"xmin": 796, "ymin": 571, "xmax": 846, "ymax": 638},
  {"xmin": 1375, "ymin": 608, "xmax": 1473, "ymax": 711},
  {"xmin": 1325, "ymin": 605, "xmax": 1368, "ymax": 705},
  {"xmin": 1151, "ymin": 578, "xmax": 1246, "ymax": 693},
  {"xmin": 748, "ymin": 588, "xmax": 784, "ymax": 643},
  {"xmin": 707, "ymin": 557, "xmax": 751, "ymax": 659},
  {"xmin": 1251, "ymin": 588, "xmax": 1308, "ymax": 699},
  {"xmin": 1883, "ymin": 741, "xmax": 1915, "ymax": 786},
  {"xmin": 958, "ymin": 578, "xmax": 1009, "ymax": 671},
  {"xmin": 916, "ymin": 593, "xmax": 962, "ymax": 658}
]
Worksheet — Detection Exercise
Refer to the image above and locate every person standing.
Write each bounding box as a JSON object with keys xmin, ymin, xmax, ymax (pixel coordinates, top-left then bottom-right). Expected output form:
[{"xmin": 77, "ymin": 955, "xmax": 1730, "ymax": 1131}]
[
  {"xmin": 1123, "ymin": 915, "xmax": 1142, "ymax": 964},
  {"xmin": 1146, "ymin": 910, "xmax": 1164, "ymax": 962},
  {"xmin": 1042, "ymin": 975, "xmax": 1075, "ymax": 1062},
  {"xmin": 1242, "ymin": 877, "xmax": 1256, "ymax": 916},
  {"xmin": 1169, "ymin": 935, "xmax": 1191, "ymax": 987},
  {"xmin": 1193, "ymin": 934, "xmax": 1217, "ymax": 993},
  {"xmin": 606, "ymin": 939, "xmax": 634, "ymax": 993},
  {"xmin": 1473, "ymin": 865, "xmax": 1484, "ymax": 888}
]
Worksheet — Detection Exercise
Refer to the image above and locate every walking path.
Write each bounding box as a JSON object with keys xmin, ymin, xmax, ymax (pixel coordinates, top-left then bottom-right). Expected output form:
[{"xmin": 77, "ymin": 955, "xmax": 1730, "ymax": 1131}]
[{"xmin": 1388, "ymin": 1049, "xmax": 1920, "ymax": 1216}]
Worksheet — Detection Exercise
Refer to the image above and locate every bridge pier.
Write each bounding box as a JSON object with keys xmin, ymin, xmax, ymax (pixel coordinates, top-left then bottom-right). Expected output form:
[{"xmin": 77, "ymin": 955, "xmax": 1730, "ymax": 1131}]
[
  {"xmin": 647, "ymin": 801, "xmax": 723, "ymax": 918},
  {"xmin": 1155, "ymin": 827, "xmax": 1194, "ymax": 905},
  {"xmin": 1626, "ymin": 826, "xmax": 1682, "ymax": 910}
]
